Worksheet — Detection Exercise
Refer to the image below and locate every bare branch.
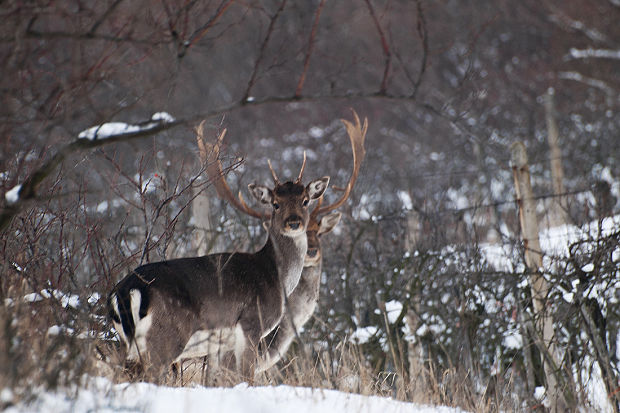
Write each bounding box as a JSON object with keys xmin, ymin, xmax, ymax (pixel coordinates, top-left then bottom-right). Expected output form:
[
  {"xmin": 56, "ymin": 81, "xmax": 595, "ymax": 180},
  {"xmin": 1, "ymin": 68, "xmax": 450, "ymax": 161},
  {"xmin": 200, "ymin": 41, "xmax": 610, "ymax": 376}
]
[
  {"xmin": 295, "ymin": 0, "xmax": 326, "ymax": 98},
  {"xmin": 364, "ymin": 0, "xmax": 391, "ymax": 94},
  {"xmin": 243, "ymin": 0, "xmax": 288, "ymax": 103},
  {"xmin": 412, "ymin": 0, "xmax": 428, "ymax": 98},
  {"xmin": 182, "ymin": 0, "xmax": 236, "ymax": 58},
  {"xmin": 1, "ymin": 117, "xmax": 185, "ymax": 233}
]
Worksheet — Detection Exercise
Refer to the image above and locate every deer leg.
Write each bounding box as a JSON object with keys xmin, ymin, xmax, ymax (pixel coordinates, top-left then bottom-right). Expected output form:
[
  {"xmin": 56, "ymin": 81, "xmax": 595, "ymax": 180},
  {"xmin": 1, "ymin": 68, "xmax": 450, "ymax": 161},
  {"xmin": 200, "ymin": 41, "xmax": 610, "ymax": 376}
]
[
  {"xmin": 142, "ymin": 318, "xmax": 190, "ymax": 383},
  {"xmin": 232, "ymin": 324, "xmax": 260, "ymax": 383}
]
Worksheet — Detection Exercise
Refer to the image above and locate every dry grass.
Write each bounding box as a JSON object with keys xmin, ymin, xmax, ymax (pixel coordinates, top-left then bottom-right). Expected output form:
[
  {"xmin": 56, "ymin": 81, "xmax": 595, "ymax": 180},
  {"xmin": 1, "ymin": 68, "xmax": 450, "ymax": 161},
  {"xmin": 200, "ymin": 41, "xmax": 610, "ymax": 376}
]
[
  {"xmin": 0, "ymin": 282, "xmax": 544, "ymax": 413},
  {"xmin": 92, "ymin": 334, "xmax": 527, "ymax": 413}
]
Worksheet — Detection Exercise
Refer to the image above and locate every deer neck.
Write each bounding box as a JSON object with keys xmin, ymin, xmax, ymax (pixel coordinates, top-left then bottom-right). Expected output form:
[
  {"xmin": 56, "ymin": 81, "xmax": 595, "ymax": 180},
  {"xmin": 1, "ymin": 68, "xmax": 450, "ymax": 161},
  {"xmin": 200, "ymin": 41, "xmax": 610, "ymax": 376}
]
[
  {"xmin": 268, "ymin": 228, "xmax": 307, "ymax": 296},
  {"xmin": 302, "ymin": 259, "xmax": 322, "ymax": 299}
]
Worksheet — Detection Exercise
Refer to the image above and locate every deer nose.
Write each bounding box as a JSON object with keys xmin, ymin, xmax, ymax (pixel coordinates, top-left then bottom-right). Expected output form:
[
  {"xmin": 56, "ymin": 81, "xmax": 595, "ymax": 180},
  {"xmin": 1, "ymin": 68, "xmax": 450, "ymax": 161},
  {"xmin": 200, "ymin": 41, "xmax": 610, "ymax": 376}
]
[
  {"xmin": 285, "ymin": 216, "xmax": 303, "ymax": 231},
  {"xmin": 307, "ymin": 248, "xmax": 319, "ymax": 258}
]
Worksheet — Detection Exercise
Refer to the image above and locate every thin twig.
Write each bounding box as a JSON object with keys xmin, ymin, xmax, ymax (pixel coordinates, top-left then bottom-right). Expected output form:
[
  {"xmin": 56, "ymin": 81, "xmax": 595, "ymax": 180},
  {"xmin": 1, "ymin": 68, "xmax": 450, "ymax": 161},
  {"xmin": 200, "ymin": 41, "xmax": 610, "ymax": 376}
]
[
  {"xmin": 364, "ymin": 0, "xmax": 391, "ymax": 94},
  {"xmin": 243, "ymin": 0, "xmax": 287, "ymax": 102},
  {"xmin": 295, "ymin": 0, "xmax": 326, "ymax": 98}
]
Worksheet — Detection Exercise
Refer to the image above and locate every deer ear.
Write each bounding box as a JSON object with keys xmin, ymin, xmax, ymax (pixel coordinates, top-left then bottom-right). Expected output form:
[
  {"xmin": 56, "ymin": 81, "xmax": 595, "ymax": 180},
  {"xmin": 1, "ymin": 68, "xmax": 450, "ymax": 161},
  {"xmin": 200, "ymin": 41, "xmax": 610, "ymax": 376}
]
[
  {"xmin": 307, "ymin": 176, "xmax": 329, "ymax": 200},
  {"xmin": 318, "ymin": 212, "xmax": 341, "ymax": 235},
  {"xmin": 248, "ymin": 184, "xmax": 273, "ymax": 205}
]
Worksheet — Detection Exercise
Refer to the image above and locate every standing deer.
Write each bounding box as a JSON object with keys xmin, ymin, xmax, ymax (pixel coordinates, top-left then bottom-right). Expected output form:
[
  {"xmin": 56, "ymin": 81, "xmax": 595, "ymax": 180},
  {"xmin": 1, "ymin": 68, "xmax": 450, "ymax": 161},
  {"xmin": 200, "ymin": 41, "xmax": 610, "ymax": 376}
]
[
  {"xmin": 194, "ymin": 111, "xmax": 367, "ymax": 377},
  {"xmin": 108, "ymin": 137, "xmax": 330, "ymax": 381}
]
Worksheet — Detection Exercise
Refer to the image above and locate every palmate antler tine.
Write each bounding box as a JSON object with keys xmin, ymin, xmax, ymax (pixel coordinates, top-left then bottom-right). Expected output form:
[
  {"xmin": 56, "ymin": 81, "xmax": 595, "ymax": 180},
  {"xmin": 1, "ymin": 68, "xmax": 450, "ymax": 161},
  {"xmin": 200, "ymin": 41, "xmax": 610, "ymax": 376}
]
[
  {"xmin": 196, "ymin": 122, "xmax": 267, "ymax": 219},
  {"xmin": 313, "ymin": 109, "xmax": 367, "ymax": 216},
  {"xmin": 296, "ymin": 150, "xmax": 307, "ymax": 183}
]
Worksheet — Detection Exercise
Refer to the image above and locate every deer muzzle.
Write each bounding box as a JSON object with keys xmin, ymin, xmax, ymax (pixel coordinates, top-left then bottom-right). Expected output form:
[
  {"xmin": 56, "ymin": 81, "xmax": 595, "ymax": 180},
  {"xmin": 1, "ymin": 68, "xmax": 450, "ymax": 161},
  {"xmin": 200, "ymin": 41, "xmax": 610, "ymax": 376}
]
[
  {"xmin": 306, "ymin": 247, "xmax": 319, "ymax": 258},
  {"xmin": 284, "ymin": 216, "xmax": 304, "ymax": 232}
]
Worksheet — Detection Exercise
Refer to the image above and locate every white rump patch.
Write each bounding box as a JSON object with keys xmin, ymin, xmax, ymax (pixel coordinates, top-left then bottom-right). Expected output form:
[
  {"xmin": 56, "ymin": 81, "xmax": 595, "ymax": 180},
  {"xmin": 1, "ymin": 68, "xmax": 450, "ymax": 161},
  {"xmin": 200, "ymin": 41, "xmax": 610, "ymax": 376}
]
[
  {"xmin": 127, "ymin": 289, "xmax": 152, "ymax": 361},
  {"xmin": 110, "ymin": 293, "xmax": 129, "ymax": 348}
]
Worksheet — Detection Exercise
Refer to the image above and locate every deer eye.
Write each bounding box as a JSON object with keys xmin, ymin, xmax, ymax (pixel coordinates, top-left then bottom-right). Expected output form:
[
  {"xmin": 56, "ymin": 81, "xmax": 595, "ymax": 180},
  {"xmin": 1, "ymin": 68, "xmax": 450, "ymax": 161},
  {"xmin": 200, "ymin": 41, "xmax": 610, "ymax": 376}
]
[
  {"xmin": 302, "ymin": 199, "xmax": 309, "ymax": 207},
  {"xmin": 273, "ymin": 203, "xmax": 280, "ymax": 210}
]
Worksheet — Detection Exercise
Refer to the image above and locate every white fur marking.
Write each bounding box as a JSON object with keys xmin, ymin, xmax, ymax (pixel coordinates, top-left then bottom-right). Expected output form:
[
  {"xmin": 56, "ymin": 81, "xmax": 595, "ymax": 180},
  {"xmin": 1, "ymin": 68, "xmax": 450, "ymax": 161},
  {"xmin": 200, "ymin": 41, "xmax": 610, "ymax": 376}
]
[
  {"xmin": 281, "ymin": 233, "xmax": 307, "ymax": 295},
  {"xmin": 233, "ymin": 324, "xmax": 246, "ymax": 372},
  {"xmin": 127, "ymin": 289, "xmax": 152, "ymax": 361},
  {"xmin": 110, "ymin": 293, "xmax": 129, "ymax": 348}
]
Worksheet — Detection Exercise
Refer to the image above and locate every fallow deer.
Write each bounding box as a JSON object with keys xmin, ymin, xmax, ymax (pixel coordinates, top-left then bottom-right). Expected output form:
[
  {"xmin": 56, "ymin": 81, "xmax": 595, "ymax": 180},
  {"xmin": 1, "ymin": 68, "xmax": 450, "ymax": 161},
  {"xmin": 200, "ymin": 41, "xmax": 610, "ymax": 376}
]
[
  {"xmin": 108, "ymin": 135, "xmax": 330, "ymax": 381},
  {"xmin": 195, "ymin": 111, "xmax": 367, "ymax": 376}
]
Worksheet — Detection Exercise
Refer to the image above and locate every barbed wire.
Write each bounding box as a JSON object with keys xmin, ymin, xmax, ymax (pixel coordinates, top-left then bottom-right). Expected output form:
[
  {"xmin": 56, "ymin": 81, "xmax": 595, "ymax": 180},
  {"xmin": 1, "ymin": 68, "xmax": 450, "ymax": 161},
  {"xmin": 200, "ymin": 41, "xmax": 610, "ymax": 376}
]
[
  {"xmin": 393, "ymin": 153, "xmax": 615, "ymax": 181},
  {"xmin": 364, "ymin": 187, "xmax": 596, "ymax": 222}
]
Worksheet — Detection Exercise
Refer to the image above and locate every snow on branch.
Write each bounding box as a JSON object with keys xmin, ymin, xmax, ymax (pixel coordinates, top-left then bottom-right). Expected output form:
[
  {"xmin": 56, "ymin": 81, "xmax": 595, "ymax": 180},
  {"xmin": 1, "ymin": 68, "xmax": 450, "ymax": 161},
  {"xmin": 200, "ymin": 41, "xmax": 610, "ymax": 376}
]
[
  {"xmin": 5, "ymin": 184, "xmax": 21, "ymax": 205},
  {"xmin": 567, "ymin": 48, "xmax": 620, "ymax": 60},
  {"xmin": 78, "ymin": 112, "xmax": 176, "ymax": 141},
  {"xmin": 558, "ymin": 71, "xmax": 616, "ymax": 96},
  {"xmin": 548, "ymin": 12, "xmax": 608, "ymax": 43},
  {"xmin": 1, "ymin": 112, "xmax": 182, "ymax": 233}
]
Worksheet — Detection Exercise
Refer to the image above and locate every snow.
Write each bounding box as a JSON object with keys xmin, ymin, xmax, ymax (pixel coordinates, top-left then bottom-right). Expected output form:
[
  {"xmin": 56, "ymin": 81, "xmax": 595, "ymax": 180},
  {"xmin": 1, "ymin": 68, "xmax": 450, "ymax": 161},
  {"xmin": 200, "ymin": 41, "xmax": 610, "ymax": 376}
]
[
  {"xmin": 4, "ymin": 377, "xmax": 466, "ymax": 413},
  {"xmin": 7, "ymin": 289, "xmax": 97, "ymax": 310},
  {"xmin": 534, "ymin": 386, "xmax": 547, "ymax": 406},
  {"xmin": 569, "ymin": 48, "xmax": 620, "ymax": 60},
  {"xmin": 78, "ymin": 112, "xmax": 175, "ymax": 141},
  {"xmin": 96, "ymin": 201, "xmax": 109, "ymax": 213},
  {"xmin": 1, "ymin": 388, "xmax": 13, "ymax": 404},
  {"xmin": 476, "ymin": 214, "xmax": 620, "ymax": 411},
  {"xmin": 397, "ymin": 190, "xmax": 413, "ymax": 210},
  {"xmin": 384, "ymin": 300, "xmax": 404, "ymax": 323},
  {"xmin": 350, "ymin": 326, "xmax": 378, "ymax": 344},
  {"xmin": 5, "ymin": 184, "xmax": 21, "ymax": 204},
  {"xmin": 309, "ymin": 126, "xmax": 324, "ymax": 138},
  {"xmin": 479, "ymin": 214, "xmax": 620, "ymax": 274},
  {"xmin": 79, "ymin": 122, "xmax": 145, "ymax": 140},
  {"xmin": 502, "ymin": 329, "xmax": 523, "ymax": 350},
  {"xmin": 581, "ymin": 263, "xmax": 595, "ymax": 272},
  {"xmin": 151, "ymin": 112, "xmax": 175, "ymax": 122}
]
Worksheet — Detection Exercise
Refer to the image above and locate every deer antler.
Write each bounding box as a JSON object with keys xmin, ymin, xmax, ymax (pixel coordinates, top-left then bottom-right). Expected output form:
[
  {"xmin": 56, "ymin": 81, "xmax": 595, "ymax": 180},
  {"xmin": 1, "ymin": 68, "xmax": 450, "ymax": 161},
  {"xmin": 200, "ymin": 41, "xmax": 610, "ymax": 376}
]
[
  {"xmin": 196, "ymin": 121, "xmax": 268, "ymax": 219},
  {"xmin": 295, "ymin": 151, "xmax": 307, "ymax": 184},
  {"xmin": 267, "ymin": 159, "xmax": 280, "ymax": 184},
  {"xmin": 268, "ymin": 150, "xmax": 306, "ymax": 184},
  {"xmin": 311, "ymin": 109, "xmax": 367, "ymax": 218}
]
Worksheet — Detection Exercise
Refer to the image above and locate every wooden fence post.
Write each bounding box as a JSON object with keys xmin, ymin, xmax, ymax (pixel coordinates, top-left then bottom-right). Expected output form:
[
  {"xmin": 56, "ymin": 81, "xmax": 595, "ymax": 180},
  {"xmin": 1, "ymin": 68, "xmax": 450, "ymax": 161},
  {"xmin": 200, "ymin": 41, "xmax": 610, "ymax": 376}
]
[
  {"xmin": 191, "ymin": 180, "xmax": 214, "ymax": 256},
  {"xmin": 510, "ymin": 142, "xmax": 571, "ymax": 412},
  {"xmin": 544, "ymin": 89, "xmax": 569, "ymax": 228}
]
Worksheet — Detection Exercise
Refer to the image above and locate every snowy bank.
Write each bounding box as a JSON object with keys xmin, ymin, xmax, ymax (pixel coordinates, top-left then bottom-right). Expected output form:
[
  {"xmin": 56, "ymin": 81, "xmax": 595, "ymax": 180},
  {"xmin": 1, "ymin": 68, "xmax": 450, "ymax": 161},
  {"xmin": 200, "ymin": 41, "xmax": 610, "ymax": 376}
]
[{"xmin": 5, "ymin": 377, "xmax": 467, "ymax": 413}]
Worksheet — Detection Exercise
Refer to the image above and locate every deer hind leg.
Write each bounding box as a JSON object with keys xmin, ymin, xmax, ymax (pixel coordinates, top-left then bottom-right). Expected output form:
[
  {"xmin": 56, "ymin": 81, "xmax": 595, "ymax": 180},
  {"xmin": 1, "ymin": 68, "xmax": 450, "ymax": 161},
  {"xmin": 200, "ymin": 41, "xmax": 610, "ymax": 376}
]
[
  {"xmin": 109, "ymin": 289, "xmax": 152, "ymax": 379},
  {"xmin": 126, "ymin": 289, "xmax": 152, "ymax": 360}
]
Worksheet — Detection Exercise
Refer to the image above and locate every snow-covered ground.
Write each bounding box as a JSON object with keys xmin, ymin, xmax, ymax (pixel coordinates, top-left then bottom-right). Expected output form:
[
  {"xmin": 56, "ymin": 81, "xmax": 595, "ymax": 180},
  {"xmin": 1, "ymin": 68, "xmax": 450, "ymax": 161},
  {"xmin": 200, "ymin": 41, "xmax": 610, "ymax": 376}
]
[{"xmin": 4, "ymin": 377, "xmax": 466, "ymax": 413}]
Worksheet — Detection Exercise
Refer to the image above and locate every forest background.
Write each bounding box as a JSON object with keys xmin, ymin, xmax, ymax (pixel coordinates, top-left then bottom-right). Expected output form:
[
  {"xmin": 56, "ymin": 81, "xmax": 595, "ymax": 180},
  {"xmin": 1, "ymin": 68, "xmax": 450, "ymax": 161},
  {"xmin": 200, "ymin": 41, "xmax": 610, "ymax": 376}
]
[{"xmin": 1, "ymin": 1, "xmax": 619, "ymax": 411}]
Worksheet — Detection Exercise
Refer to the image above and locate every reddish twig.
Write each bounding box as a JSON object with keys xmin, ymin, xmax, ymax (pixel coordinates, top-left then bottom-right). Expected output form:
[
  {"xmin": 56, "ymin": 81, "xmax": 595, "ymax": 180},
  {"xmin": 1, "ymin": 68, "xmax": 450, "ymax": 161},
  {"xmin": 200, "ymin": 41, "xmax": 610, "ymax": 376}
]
[
  {"xmin": 364, "ymin": 0, "xmax": 391, "ymax": 94},
  {"xmin": 295, "ymin": 0, "xmax": 326, "ymax": 98},
  {"xmin": 183, "ymin": 0, "xmax": 236, "ymax": 56},
  {"xmin": 411, "ymin": 0, "xmax": 428, "ymax": 98},
  {"xmin": 243, "ymin": 0, "xmax": 287, "ymax": 102}
]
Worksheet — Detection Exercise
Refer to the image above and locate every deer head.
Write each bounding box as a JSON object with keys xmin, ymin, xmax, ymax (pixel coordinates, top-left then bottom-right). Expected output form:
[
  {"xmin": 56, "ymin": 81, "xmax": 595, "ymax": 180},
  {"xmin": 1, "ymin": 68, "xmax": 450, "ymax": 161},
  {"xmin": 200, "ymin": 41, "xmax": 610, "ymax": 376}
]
[
  {"xmin": 304, "ymin": 212, "xmax": 341, "ymax": 266},
  {"xmin": 197, "ymin": 109, "xmax": 366, "ymax": 259},
  {"xmin": 248, "ymin": 161, "xmax": 329, "ymax": 237}
]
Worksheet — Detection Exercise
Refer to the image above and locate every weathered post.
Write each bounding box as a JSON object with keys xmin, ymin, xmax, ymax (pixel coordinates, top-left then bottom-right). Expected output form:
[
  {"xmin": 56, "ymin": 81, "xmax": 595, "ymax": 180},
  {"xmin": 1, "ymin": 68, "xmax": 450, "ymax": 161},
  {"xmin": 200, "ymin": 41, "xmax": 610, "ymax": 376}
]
[
  {"xmin": 544, "ymin": 89, "xmax": 568, "ymax": 228},
  {"xmin": 510, "ymin": 142, "xmax": 570, "ymax": 412}
]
